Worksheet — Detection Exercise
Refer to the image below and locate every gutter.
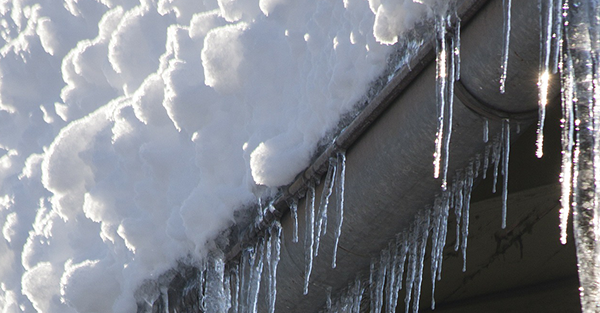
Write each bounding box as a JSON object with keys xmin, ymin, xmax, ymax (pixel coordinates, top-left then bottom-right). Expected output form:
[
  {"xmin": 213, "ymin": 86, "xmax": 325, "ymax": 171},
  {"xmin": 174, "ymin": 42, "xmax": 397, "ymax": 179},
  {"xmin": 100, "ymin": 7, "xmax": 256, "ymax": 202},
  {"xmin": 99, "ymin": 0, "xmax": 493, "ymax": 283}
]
[
  {"xmin": 146, "ymin": 0, "xmax": 560, "ymax": 311},
  {"xmin": 235, "ymin": 0, "xmax": 561, "ymax": 311}
]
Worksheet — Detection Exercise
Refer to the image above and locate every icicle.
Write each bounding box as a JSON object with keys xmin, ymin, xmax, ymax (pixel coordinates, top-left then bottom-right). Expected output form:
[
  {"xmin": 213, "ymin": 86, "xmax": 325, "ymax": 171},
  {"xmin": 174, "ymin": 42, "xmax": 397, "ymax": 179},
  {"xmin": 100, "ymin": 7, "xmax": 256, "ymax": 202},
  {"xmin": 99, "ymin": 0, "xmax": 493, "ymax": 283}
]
[
  {"xmin": 501, "ymin": 119, "xmax": 510, "ymax": 229},
  {"xmin": 267, "ymin": 221, "xmax": 282, "ymax": 313},
  {"xmin": 224, "ymin": 266, "xmax": 232, "ymax": 312},
  {"xmin": 238, "ymin": 251, "xmax": 248, "ymax": 313},
  {"xmin": 375, "ymin": 249, "xmax": 389, "ymax": 313},
  {"xmin": 430, "ymin": 193, "xmax": 450, "ymax": 309},
  {"xmin": 265, "ymin": 229, "xmax": 273, "ymax": 313},
  {"xmin": 304, "ymin": 183, "xmax": 316, "ymax": 295},
  {"xmin": 404, "ymin": 229, "xmax": 418, "ymax": 313},
  {"xmin": 411, "ymin": 211, "xmax": 431, "ymax": 313},
  {"xmin": 537, "ymin": 0, "xmax": 554, "ymax": 158},
  {"xmin": 500, "ymin": 0, "xmax": 512, "ymax": 93},
  {"xmin": 352, "ymin": 277, "xmax": 363, "ymax": 313},
  {"xmin": 559, "ymin": 33, "xmax": 574, "ymax": 245},
  {"xmin": 454, "ymin": 14, "xmax": 461, "ymax": 82},
  {"xmin": 385, "ymin": 242, "xmax": 397, "ymax": 313},
  {"xmin": 453, "ymin": 173, "xmax": 464, "ymax": 251},
  {"xmin": 369, "ymin": 258, "xmax": 377, "ymax": 313},
  {"xmin": 565, "ymin": 1, "xmax": 600, "ymax": 308},
  {"xmin": 199, "ymin": 260, "xmax": 207, "ymax": 312},
  {"xmin": 483, "ymin": 143, "xmax": 491, "ymax": 179},
  {"xmin": 492, "ymin": 135, "xmax": 501, "ymax": 194},
  {"xmin": 391, "ymin": 233, "xmax": 409, "ymax": 313},
  {"xmin": 433, "ymin": 11, "xmax": 457, "ymax": 191},
  {"xmin": 461, "ymin": 164, "xmax": 474, "ymax": 271},
  {"xmin": 436, "ymin": 194, "xmax": 450, "ymax": 281},
  {"xmin": 326, "ymin": 286, "xmax": 333, "ymax": 311},
  {"xmin": 230, "ymin": 265, "xmax": 240, "ymax": 313},
  {"xmin": 205, "ymin": 252, "xmax": 228, "ymax": 312},
  {"xmin": 290, "ymin": 199, "xmax": 299, "ymax": 243},
  {"xmin": 332, "ymin": 151, "xmax": 346, "ymax": 268},
  {"xmin": 315, "ymin": 158, "xmax": 337, "ymax": 257},
  {"xmin": 483, "ymin": 118, "xmax": 489, "ymax": 143},
  {"xmin": 551, "ymin": 0, "xmax": 564, "ymax": 74},
  {"xmin": 474, "ymin": 154, "xmax": 481, "ymax": 178},
  {"xmin": 248, "ymin": 239, "xmax": 265, "ymax": 313},
  {"xmin": 433, "ymin": 15, "xmax": 448, "ymax": 181},
  {"xmin": 442, "ymin": 20, "xmax": 456, "ymax": 191}
]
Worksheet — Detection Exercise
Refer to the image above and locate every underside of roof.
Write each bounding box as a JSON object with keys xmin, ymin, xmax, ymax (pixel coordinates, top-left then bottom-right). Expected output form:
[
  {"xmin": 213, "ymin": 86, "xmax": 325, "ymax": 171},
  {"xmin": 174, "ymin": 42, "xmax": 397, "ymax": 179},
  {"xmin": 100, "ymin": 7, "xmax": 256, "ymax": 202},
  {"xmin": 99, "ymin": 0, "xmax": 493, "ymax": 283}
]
[{"xmin": 141, "ymin": 0, "xmax": 586, "ymax": 311}]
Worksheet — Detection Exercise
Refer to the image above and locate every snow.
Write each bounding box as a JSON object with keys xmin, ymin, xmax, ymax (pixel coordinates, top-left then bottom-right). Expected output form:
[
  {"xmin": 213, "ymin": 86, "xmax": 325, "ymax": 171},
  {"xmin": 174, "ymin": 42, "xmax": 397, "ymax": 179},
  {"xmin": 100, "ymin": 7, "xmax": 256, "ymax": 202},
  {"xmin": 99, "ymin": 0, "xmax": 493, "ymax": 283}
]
[{"xmin": 0, "ymin": 0, "xmax": 431, "ymax": 311}]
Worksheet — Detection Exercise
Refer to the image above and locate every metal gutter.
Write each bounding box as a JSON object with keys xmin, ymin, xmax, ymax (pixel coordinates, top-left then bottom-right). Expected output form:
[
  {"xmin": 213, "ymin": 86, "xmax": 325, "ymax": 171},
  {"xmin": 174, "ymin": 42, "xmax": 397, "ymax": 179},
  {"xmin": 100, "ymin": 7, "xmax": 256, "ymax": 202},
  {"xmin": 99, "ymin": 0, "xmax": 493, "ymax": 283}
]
[{"xmin": 224, "ymin": 0, "xmax": 560, "ymax": 311}]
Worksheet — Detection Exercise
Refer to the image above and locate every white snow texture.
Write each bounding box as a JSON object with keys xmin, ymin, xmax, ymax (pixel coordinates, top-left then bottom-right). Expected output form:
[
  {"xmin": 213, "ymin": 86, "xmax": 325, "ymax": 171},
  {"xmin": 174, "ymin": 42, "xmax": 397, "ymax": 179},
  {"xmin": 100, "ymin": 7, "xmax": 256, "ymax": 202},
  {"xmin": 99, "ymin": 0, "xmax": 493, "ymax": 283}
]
[{"xmin": 0, "ymin": 0, "xmax": 431, "ymax": 312}]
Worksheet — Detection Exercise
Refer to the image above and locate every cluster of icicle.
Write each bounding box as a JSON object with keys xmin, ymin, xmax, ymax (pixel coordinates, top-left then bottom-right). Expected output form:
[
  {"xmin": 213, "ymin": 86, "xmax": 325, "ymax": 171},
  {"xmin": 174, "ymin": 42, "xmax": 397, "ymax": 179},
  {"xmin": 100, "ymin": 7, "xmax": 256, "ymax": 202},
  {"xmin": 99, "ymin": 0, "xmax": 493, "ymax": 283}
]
[
  {"xmin": 433, "ymin": 1, "xmax": 461, "ymax": 191},
  {"xmin": 543, "ymin": 0, "xmax": 600, "ymax": 311},
  {"xmin": 226, "ymin": 221, "xmax": 282, "ymax": 313},
  {"xmin": 296, "ymin": 151, "xmax": 347, "ymax": 295},
  {"xmin": 322, "ymin": 131, "xmax": 511, "ymax": 312},
  {"xmin": 146, "ymin": 221, "xmax": 283, "ymax": 313}
]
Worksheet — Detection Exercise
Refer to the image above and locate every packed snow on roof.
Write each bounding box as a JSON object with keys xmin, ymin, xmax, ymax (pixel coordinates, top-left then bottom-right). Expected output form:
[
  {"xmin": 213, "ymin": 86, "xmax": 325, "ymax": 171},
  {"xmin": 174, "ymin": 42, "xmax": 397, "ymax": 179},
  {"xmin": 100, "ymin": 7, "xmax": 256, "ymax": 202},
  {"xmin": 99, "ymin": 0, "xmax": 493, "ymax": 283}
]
[{"xmin": 0, "ymin": 0, "xmax": 438, "ymax": 311}]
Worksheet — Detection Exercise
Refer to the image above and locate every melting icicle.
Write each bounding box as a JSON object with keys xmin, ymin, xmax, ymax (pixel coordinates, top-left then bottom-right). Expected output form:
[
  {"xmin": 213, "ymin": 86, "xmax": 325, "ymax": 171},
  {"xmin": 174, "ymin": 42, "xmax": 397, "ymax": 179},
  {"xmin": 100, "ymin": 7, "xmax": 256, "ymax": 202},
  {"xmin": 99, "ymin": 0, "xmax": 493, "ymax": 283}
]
[
  {"xmin": 433, "ymin": 9, "xmax": 458, "ymax": 191},
  {"xmin": 224, "ymin": 270, "xmax": 232, "ymax": 311},
  {"xmin": 483, "ymin": 143, "xmax": 491, "ymax": 179},
  {"xmin": 390, "ymin": 233, "xmax": 409, "ymax": 313},
  {"xmin": 332, "ymin": 151, "xmax": 346, "ymax": 268},
  {"xmin": 453, "ymin": 173, "xmax": 464, "ymax": 252},
  {"xmin": 290, "ymin": 198, "xmax": 299, "ymax": 243},
  {"xmin": 375, "ymin": 249, "xmax": 389, "ymax": 313},
  {"xmin": 369, "ymin": 258, "xmax": 377, "ymax": 313},
  {"xmin": 492, "ymin": 135, "xmax": 502, "ymax": 194},
  {"xmin": 199, "ymin": 260, "xmax": 207, "ymax": 312},
  {"xmin": 385, "ymin": 242, "xmax": 397, "ymax": 313},
  {"xmin": 230, "ymin": 265, "xmax": 240, "ymax": 313},
  {"xmin": 352, "ymin": 277, "xmax": 363, "ymax": 313},
  {"xmin": 412, "ymin": 212, "xmax": 431, "ymax": 313},
  {"xmin": 248, "ymin": 239, "xmax": 265, "ymax": 313},
  {"xmin": 433, "ymin": 17, "xmax": 447, "ymax": 182},
  {"xmin": 205, "ymin": 252, "xmax": 228, "ymax": 312},
  {"xmin": 304, "ymin": 183, "xmax": 316, "ymax": 295},
  {"xmin": 454, "ymin": 14, "xmax": 461, "ymax": 82},
  {"xmin": 461, "ymin": 164, "xmax": 474, "ymax": 271},
  {"xmin": 537, "ymin": 0, "xmax": 555, "ymax": 158},
  {"xmin": 404, "ymin": 229, "xmax": 418, "ymax": 313},
  {"xmin": 326, "ymin": 286, "xmax": 332, "ymax": 311},
  {"xmin": 315, "ymin": 158, "xmax": 337, "ymax": 257},
  {"xmin": 559, "ymin": 37, "xmax": 574, "ymax": 245},
  {"xmin": 564, "ymin": 1, "xmax": 600, "ymax": 309},
  {"xmin": 430, "ymin": 193, "xmax": 450, "ymax": 310},
  {"xmin": 238, "ymin": 251, "xmax": 247, "ymax": 313},
  {"xmin": 501, "ymin": 119, "xmax": 510, "ymax": 229},
  {"xmin": 267, "ymin": 221, "xmax": 282, "ymax": 313},
  {"xmin": 500, "ymin": 0, "xmax": 512, "ymax": 93},
  {"xmin": 483, "ymin": 118, "xmax": 489, "ymax": 143}
]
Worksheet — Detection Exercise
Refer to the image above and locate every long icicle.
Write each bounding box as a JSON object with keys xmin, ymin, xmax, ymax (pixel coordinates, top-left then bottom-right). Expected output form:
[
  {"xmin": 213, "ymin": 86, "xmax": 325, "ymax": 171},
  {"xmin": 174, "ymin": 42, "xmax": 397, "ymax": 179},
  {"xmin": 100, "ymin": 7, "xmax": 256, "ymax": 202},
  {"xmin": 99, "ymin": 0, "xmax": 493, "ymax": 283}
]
[
  {"xmin": 501, "ymin": 119, "xmax": 510, "ymax": 229},
  {"xmin": 500, "ymin": 0, "xmax": 512, "ymax": 93},
  {"xmin": 461, "ymin": 163, "xmax": 474, "ymax": 272},
  {"xmin": 304, "ymin": 183, "xmax": 316, "ymax": 295},
  {"xmin": 559, "ymin": 14, "xmax": 574, "ymax": 244},
  {"xmin": 566, "ymin": 0, "xmax": 600, "ymax": 309},
  {"xmin": 433, "ymin": 14, "xmax": 448, "ymax": 181},
  {"xmin": 537, "ymin": 0, "xmax": 554, "ymax": 158},
  {"xmin": 332, "ymin": 151, "xmax": 346, "ymax": 268},
  {"xmin": 268, "ymin": 221, "xmax": 282, "ymax": 313},
  {"xmin": 315, "ymin": 157, "xmax": 337, "ymax": 257},
  {"xmin": 441, "ymin": 14, "xmax": 457, "ymax": 191},
  {"xmin": 411, "ymin": 211, "xmax": 431, "ymax": 313},
  {"xmin": 290, "ymin": 198, "xmax": 299, "ymax": 243}
]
